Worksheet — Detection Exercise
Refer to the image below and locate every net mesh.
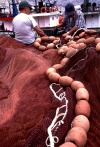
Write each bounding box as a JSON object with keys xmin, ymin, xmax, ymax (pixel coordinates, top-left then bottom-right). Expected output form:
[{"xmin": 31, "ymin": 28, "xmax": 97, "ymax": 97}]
[{"xmin": 0, "ymin": 34, "xmax": 99, "ymax": 147}]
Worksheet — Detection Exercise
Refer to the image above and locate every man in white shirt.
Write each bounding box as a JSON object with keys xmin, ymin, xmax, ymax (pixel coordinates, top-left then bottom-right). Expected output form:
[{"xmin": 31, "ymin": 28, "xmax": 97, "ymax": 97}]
[{"xmin": 12, "ymin": 1, "xmax": 47, "ymax": 45}]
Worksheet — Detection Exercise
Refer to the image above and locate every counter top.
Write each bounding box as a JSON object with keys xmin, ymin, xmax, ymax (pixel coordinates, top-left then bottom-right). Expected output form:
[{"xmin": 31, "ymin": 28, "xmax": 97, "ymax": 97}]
[
  {"xmin": 30, "ymin": 11, "xmax": 59, "ymax": 17},
  {"xmin": 83, "ymin": 11, "xmax": 100, "ymax": 15}
]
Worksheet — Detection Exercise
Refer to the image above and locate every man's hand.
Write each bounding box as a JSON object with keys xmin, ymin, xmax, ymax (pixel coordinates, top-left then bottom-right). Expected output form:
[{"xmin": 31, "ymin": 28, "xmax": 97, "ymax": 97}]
[{"xmin": 62, "ymin": 31, "xmax": 70, "ymax": 37}]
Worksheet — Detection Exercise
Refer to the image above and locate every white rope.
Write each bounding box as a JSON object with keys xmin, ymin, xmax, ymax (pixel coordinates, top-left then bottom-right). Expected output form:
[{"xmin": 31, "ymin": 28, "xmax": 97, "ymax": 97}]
[
  {"xmin": 72, "ymin": 28, "xmax": 86, "ymax": 40},
  {"xmin": 45, "ymin": 83, "xmax": 68, "ymax": 147}
]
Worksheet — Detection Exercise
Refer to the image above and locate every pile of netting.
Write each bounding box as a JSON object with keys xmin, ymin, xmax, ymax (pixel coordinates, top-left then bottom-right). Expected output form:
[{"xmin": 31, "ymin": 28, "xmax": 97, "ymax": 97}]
[{"xmin": 0, "ymin": 30, "xmax": 100, "ymax": 147}]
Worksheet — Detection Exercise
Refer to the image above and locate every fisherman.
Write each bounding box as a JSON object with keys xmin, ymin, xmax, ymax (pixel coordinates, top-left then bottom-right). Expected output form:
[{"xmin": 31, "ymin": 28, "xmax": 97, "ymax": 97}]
[
  {"xmin": 57, "ymin": 2, "xmax": 86, "ymax": 36},
  {"xmin": 12, "ymin": 1, "xmax": 47, "ymax": 45}
]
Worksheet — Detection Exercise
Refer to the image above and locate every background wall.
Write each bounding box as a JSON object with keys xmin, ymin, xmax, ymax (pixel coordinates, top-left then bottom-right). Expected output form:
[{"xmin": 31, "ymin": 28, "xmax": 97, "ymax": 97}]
[
  {"xmin": 56, "ymin": 0, "xmax": 100, "ymax": 7},
  {"xmin": 28, "ymin": 0, "xmax": 100, "ymax": 7}
]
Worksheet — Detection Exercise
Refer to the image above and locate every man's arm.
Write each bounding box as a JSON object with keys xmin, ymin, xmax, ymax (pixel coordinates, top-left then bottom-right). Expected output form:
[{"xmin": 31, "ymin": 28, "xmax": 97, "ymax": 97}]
[
  {"xmin": 34, "ymin": 26, "xmax": 47, "ymax": 37},
  {"xmin": 68, "ymin": 26, "xmax": 79, "ymax": 35}
]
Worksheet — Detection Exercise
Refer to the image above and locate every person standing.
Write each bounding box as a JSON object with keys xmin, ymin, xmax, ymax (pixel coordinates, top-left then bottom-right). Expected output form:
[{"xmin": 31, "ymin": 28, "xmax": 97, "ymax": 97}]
[
  {"xmin": 57, "ymin": 2, "xmax": 86, "ymax": 36},
  {"xmin": 12, "ymin": 1, "xmax": 47, "ymax": 45}
]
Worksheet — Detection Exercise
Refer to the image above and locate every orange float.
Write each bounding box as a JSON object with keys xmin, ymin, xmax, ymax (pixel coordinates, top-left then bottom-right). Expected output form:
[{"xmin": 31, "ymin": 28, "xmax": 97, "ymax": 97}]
[{"xmin": 40, "ymin": 7, "xmax": 47, "ymax": 13}]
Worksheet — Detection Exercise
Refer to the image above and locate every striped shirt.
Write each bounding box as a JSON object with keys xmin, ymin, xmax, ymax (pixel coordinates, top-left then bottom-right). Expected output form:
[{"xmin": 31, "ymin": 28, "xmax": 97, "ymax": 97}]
[{"xmin": 62, "ymin": 10, "xmax": 86, "ymax": 32}]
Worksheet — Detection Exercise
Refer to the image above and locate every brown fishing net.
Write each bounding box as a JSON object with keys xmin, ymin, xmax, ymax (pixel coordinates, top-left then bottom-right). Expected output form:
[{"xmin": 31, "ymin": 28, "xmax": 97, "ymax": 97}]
[{"xmin": 0, "ymin": 34, "xmax": 99, "ymax": 147}]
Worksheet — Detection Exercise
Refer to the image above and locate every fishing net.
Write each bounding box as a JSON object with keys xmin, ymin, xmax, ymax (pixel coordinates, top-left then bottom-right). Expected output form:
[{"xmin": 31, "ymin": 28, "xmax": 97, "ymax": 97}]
[{"xmin": 0, "ymin": 34, "xmax": 99, "ymax": 147}]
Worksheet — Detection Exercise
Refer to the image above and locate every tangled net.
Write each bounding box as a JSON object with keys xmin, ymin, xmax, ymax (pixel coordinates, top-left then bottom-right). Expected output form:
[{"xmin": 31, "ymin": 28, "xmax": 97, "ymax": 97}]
[{"xmin": 0, "ymin": 29, "xmax": 100, "ymax": 147}]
